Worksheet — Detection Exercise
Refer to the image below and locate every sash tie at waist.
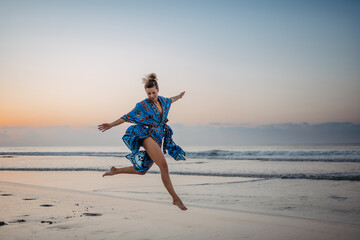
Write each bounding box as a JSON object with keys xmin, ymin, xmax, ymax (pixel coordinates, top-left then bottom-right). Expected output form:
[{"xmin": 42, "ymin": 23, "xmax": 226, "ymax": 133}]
[{"xmin": 163, "ymin": 124, "xmax": 186, "ymax": 160}]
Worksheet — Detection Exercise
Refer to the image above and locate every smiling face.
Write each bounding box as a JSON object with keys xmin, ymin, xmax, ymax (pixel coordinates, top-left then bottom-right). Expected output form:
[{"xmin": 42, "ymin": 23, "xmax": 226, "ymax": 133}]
[{"xmin": 145, "ymin": 86, "xmax": 159, "ymax": 102}]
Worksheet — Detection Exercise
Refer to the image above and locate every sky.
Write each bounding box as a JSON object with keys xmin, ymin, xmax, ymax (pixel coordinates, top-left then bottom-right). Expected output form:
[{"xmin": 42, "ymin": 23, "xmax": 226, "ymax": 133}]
[{"xmin": 1, "ymin": 0, "xmax": 360, "ymax": 146}]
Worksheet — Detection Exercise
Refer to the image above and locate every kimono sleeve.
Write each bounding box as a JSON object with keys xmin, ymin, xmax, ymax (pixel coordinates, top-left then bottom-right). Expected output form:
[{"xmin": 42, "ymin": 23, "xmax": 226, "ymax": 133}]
[
  {"xmin": 162, "ymin": 96, "xmax": 172, "ymax": 110},
  {"xmin": 165, "ymin": 97, "xmax": 172, "ymax": 106},
  {"xmin": 121, "ymin": 102, "xmax": 150, "ymax": 125}
]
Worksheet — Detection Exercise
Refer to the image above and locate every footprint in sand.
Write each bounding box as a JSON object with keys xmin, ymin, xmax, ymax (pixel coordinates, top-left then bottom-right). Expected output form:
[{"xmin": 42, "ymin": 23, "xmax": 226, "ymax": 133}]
[
  {"xmin": 40, "ymin": 204, "xmax": 54, "ymax": 207},
  {"xmin": 52, "ymin": 225, "xmax": 71, "ymax": 229},
  {"xmin": 83, "ymin": 213, "xmax": 102, "ymax": 217},
  {"xmin": 41, "ymin": 221, "xmax": 53, "ymax": 224},
  {"xmin": 9, "ymin": 219, "xmax": 26, "ymax": 223}
]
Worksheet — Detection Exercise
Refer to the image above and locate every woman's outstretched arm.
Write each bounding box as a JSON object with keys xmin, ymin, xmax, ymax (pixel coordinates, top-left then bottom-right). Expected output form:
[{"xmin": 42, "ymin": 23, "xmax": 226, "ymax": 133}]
[
  {"xmin": 170, "ymin": 91, "xmax": 185, "ymax": 103},
  {"xmin": 98, "ymin": 117, "xmax": 126, "ymax": 132}
]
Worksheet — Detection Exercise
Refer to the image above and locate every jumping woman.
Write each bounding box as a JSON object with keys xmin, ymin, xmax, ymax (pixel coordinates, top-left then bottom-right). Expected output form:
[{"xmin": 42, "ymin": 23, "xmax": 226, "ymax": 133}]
[{"xmin": 98, "ymin": 73, "xmax": 187, "ymax": 210}]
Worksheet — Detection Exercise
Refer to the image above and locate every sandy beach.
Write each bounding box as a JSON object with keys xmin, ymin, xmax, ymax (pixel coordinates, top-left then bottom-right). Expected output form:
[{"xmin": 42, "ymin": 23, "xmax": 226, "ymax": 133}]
[{"xmin": 0, "ymin": 171, "xmax": 359, "ymax": 240}]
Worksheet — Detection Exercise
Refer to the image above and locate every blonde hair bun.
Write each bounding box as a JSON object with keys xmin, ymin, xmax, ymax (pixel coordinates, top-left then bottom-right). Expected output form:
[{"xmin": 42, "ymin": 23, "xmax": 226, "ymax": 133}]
[{"xmin": 142, "ymin": 73, "xmax": 158, "ymax": 84}]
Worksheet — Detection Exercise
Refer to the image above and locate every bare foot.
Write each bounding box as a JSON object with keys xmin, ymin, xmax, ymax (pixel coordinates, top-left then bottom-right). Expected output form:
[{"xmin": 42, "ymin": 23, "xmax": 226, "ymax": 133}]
[
  {"xmin": 103, "ymin": 166, "xmax": 117, "ymax": 177},
  {"xmin": 173, "ymin": 198, "xmax": 187, "ymax": 211}
]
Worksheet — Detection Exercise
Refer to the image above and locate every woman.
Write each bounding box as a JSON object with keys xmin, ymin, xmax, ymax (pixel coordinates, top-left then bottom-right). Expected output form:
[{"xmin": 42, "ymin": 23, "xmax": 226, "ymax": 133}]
[{"xmin": 98, "ymin": 73, "xmax": 187, "ymax": 210}]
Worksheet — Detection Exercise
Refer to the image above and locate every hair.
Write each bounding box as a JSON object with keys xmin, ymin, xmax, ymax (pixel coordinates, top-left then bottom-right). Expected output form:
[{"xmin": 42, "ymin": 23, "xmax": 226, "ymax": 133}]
[{"xmin": 142, "ymin": 73, "xmax": 159, "ymax": 90}]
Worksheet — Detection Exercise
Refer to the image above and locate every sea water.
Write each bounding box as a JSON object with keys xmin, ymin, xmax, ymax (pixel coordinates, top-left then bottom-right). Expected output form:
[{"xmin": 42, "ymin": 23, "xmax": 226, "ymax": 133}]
[{"xmin": 1, "ymin": 144, "xmax": 359, "ymax": 224}]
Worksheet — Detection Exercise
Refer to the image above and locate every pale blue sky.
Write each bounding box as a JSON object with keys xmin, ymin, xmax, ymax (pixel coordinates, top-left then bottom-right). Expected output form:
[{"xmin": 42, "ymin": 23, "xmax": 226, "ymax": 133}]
[{"xmin": 0, "ymin": 0, "xmax": 360, "ymax": 145}]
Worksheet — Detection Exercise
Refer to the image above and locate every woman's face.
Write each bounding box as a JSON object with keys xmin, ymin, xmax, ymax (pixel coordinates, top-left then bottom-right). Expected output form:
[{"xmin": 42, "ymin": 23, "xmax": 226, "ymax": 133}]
[{"xmin": 145, "ymin": 87, "xmax": 159, "ymax": 102}]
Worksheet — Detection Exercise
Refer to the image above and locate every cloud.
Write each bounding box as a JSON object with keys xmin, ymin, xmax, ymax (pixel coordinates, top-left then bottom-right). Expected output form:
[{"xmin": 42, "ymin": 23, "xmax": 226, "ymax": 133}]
[
  {"xmin": 171, "ymin": 122, "xmax": 360, "ymax": 146},
  {"xmin": 0, "ymin": 122, "xmax": 359, "ymax": 147},
  {"xmin": 0, "ymin": 125, "xmax": 128, "ymax": 147},
  {"xmin": 0, "ymin": 131, "xmax": 10, "ymax": 140},
  {"xmin": 0, "ymin": 126, "xmax": 28, "ymax": 130}
]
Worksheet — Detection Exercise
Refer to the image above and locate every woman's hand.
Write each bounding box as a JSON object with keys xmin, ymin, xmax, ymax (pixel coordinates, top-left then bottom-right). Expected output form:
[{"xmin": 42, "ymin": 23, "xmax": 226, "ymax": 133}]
[
  {"xmin": 171, "ymin": 91, "xmax": 185, "ymax": 103},
  {"xmin": 98, "ymin": 123, "xmax": 112, "ymax": 132},
  {"xmin": 179, "ymin": 91, "xmax": 185, "ymax": 98}
]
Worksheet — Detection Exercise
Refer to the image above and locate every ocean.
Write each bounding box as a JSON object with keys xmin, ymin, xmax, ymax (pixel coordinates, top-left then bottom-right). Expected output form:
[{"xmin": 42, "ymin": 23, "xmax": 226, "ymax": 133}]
[{"xmin": 1, "ymin": 144, "xmax": 360, "ymax": 224}]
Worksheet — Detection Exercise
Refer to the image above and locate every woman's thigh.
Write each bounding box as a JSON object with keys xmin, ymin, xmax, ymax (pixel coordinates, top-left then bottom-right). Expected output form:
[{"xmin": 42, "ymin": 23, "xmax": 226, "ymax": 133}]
[{"xmin": 142, "ymin": 137, "xmax": 167, "ymax": 169}]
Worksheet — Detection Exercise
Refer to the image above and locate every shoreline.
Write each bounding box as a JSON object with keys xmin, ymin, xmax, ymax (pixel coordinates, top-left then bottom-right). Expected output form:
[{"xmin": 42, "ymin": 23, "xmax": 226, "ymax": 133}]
[{"xmin": 1, "ymin": 168, "xmax": 359, "ymax": 181}]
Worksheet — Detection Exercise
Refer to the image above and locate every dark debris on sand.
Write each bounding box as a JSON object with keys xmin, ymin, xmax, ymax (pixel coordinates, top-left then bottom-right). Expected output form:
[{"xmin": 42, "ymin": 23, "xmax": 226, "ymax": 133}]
[
  {"xmin": 40, "ymin": 204, "xmax": 54, "ymax": 207},
  {"xmin": 83, "ymin": 213, "xmax": 102, "ymax": 217},
  {"xmin": 23, "ymin": 198, "xmax": 37, "ymax": 201},
  {"xmin": 41, "ymin": 221, "xmax": 54, "ymax": 224},
  {"xmin": 9, "ymin": 219, "xmax": 26, "ymax": 223}
]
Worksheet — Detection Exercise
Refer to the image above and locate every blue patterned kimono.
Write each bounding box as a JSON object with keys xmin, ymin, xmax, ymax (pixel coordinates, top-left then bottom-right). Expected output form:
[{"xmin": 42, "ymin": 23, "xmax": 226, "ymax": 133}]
[{"xmin": 121, "ymin": 96, "xmax": 186, "ymax": 172}]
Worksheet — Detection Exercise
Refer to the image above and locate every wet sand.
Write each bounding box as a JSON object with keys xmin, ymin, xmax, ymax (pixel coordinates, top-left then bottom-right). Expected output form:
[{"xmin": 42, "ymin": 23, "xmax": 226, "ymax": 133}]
[{"xmin": 0, "ymin": 171, "xmax": 359, "ymax": 240}]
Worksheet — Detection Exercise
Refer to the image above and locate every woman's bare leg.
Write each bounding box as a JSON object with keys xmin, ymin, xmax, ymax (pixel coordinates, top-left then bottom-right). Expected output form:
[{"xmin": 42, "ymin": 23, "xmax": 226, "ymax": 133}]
[
  {"xmin": 103, "ymin": 164, "xmax": 153, "ymax": 177},
  {"xmin": 142, "ymin": 137, "xmax": 187, "ymax": 210}
]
